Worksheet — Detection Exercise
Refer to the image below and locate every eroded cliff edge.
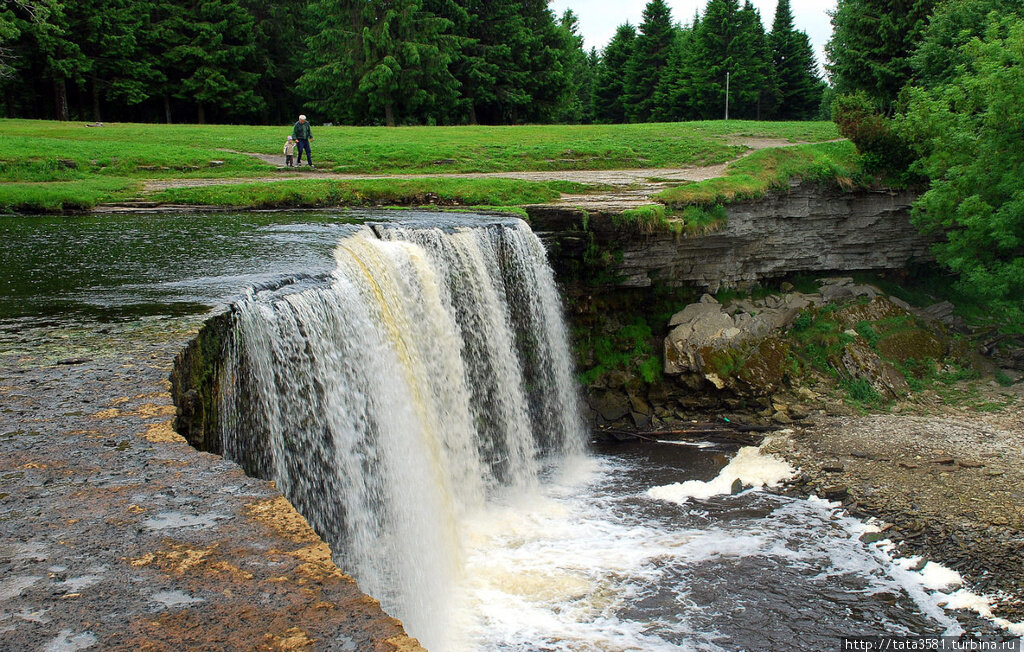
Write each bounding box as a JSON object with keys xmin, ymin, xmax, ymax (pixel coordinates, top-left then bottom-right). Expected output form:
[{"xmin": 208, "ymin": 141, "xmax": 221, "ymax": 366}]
[{"xmin": 529, "ymin": 184, "xmax": 929, "ymax": 291}]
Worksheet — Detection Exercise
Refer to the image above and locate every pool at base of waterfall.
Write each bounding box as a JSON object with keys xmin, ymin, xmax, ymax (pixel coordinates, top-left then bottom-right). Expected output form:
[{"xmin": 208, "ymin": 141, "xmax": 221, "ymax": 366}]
[{"xmin": 447, "ymin": 442, "xmax": 956, "ymax": 652}]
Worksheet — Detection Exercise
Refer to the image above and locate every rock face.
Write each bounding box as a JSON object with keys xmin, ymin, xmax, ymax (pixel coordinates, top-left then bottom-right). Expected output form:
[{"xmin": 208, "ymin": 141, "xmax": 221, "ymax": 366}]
[
  {"xmin": 530, "ymin": 185, "xmax": 932, "ymax": 292},
  {"xmin": 663, "ymin": 292, "xmax": 813, "ymax": 397},
  {"xmin": 659, "ymin": 279, "xmax": 953, "ymax": 407}
]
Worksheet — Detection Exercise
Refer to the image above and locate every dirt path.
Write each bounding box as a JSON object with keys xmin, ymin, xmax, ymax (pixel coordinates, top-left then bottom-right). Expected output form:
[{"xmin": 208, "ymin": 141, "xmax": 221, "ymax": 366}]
[{"xmin": 143, "ymin": 138, "xmax": 839, "ymax": 211}]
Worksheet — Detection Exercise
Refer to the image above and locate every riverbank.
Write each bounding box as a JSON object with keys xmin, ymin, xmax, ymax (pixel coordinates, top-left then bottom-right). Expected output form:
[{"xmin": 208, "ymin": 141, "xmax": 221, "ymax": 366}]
[
  {"xmin": 767, "ymin": 385, "xmax": 1024, "ymax": 627},
  {"xmin": 0, "ymin": 119, "xmax": 847, "ymax": 214}
]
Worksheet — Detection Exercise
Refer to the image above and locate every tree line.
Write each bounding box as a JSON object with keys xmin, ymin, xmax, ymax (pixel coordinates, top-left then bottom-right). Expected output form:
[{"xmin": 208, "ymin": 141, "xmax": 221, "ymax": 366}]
[
  {"xmin": 0, "ymin": 0, "xmax": 823, "ymax": 125},
  {"xmin": 825, "ymin": 0, "xmax": 1024, "ymax": 330}
]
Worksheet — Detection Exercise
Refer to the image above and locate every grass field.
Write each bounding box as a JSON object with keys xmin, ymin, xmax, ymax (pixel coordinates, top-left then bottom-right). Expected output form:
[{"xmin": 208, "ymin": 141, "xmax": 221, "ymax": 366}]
[
  {"xmin": 0, "ymin": 119, "xmax": 843, "ymax": 212},
  {"xmin": 657, "ymin": 140, "xmax": 861, "ymax": 206}
]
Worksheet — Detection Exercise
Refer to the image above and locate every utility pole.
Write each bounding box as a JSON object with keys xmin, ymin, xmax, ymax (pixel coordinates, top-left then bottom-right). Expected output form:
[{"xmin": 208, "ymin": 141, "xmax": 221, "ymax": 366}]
[{"xmin": 725, "ymin": 72, "xmax": 730, "ymax": 121}]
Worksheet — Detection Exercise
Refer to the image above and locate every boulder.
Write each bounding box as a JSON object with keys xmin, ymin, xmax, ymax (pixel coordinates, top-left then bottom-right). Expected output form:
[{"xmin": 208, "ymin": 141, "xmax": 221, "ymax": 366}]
[
  {"xmin": 841, "ymin": 341, "xmax": 911, "ymax": 399},
  {"xmin": 590, "ymin": 390, "xmax": 630, "ymax": 422},
  {"xmin": 628, "ymin": 394, "xmax": 651, "ymax": 415},
  {"xmin": 834, "ymin": 297, "xmax": 910, "ymax": 327},
  {"xmin": 876, "ymin": 328, "xmax": 947, "ymax": 363}
]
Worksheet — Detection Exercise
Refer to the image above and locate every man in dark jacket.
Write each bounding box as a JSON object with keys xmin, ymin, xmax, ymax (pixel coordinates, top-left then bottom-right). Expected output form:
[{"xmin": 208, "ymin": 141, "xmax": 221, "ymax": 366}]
[{"xmin": 292, "ymin": 114, "xmax": 314, "ymax": 167}]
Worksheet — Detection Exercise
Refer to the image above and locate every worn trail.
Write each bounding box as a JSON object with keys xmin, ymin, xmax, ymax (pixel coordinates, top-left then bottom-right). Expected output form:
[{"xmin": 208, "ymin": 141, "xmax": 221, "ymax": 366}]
[{"xmin": 140, "ymin": 137, "xmax": 829, "ymax": 212}]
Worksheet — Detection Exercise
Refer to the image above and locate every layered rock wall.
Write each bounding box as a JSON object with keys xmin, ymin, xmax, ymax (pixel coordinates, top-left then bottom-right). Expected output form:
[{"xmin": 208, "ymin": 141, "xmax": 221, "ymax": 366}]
[{"xmin": 529, "ymin": 184, "xmax": 930, "ymax": 291}]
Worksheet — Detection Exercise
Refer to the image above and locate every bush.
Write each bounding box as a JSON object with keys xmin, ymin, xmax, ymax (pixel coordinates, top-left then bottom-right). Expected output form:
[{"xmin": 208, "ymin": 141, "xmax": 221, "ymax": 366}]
[{"xmin": 831, "ymin": 91, "xmax": 915, "ymax": 176}]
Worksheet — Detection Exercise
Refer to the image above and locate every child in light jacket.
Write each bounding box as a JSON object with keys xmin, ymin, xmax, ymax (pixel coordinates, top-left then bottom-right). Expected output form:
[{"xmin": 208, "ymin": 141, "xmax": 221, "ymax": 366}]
[{"xmin": 283, "ymin": 136, "xmax": 296, "ymax": 167}]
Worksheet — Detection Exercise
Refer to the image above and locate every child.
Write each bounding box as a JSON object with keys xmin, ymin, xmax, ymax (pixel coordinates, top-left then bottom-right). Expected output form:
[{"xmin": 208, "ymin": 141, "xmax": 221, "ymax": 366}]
[{"xmin": 283, "ymin": 136, "xmax": 296, "ymax": 167}]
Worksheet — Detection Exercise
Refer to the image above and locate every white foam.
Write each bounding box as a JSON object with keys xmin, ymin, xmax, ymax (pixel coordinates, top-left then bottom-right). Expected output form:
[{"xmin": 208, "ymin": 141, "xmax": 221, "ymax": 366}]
[
  {"xmin": 938, "ymin": 589, "xmax": 1024, "ymax": 636},
  {"xmin": 918, "ymin": 562, "xmax": 963, "ymax": 591},
  {"xmin": 646, "ymin": 446, "xmax": 797, "ymax": 504},
  {"xmin": 895, "ymin": 555, "xmax": 924, "ymax": 571}
]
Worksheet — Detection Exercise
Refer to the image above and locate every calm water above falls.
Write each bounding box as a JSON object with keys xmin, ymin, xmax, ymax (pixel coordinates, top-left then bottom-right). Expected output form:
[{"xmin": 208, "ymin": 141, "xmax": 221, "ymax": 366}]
[{"xmin": 1, "ymin": 211, "xmax": 961, "ymax": 650}]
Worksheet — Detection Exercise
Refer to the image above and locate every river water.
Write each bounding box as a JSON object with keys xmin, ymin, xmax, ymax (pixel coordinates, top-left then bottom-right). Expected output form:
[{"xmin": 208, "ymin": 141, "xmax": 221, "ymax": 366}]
[{"xmin": 0, "ymin": 210, "xmax": 963, "ymax": 650}]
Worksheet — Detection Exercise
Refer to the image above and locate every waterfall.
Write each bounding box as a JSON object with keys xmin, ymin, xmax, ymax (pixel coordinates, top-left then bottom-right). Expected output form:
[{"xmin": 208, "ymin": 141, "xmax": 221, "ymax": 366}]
[{"xmin": 217, "ymin": 218, "xmax": 587, "ymax": 649}]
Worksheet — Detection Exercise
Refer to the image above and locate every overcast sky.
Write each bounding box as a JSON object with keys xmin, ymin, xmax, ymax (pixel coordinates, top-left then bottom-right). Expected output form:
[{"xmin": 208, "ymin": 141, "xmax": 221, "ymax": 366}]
[{"xmin": 549, "ymin": 0, "xmax": 837, "ymax": 73}]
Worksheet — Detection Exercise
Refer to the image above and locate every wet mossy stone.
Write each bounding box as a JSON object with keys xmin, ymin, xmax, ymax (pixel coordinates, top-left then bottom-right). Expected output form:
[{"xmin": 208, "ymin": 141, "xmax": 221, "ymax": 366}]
[
  {"xmin": 877, "ymin": 328, "xmax": 947, "ymax": 363},
  {"xmin": 834, "ymin": 297, "xmax": 909, "ymax": 328},
  {"xmin": 736, "ymin": 338, "xmax": 791, "ymax": 397}
]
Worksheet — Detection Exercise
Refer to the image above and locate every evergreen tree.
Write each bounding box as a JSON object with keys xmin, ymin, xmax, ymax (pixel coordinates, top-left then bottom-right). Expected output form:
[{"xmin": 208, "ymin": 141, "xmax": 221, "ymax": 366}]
[
  {"xmin": 14, "ymin": 0, "xmax": 87, "ymax": 120},
  {"xmin": 461, "ymin": 0, "xmax": 529, "ymax": 124},
  {"xmin": 159, "ymin": 0, "xmax": 264, "ymax": 123},
  {"xmin": 0, "ymin": 0, "xmax": 29, "ymax": 80},
  {"xmin": 593, "ymin": 22, "xmax": 635, "ymax": 124},
  {"xmin": 623, "ymin": 0, "xmax": 675, "ymax": 123},
  {"xmin": 770, "ymin": 0, "xmax": 823, "ymax": 120},
  {"xmin": 582, "ymin": 46, "xmax": 598, "ymax": 123},
  {"xmin": 691, "ymin": 0, "xmax": 773, "ymax": 120},
  {"xmin": 243, "ymin": 0, "xmax": 306, "ymax": 124},
  {"xmin": 554, "ymin": 9, "xmax": 589, "ymax": 123},
  {"xmin": 70, "ymin": 0, "xmax": 161, "ymax": 122},
  {"xmin": 825, "ymin": 0, "xmax": 936, "ymax": 112},
  {"xmin": 651, "ymin": 24, "xmax": 696, "ymax": 122},
  {"xmin": 422, "ymin": 0, "xmax": 475, "ymax": 123},
  {"xmin": 517, "ymin": 0, "xmax": 571, "ymax": 123},
  {"xmin": 736, "ymin": 1, "xmax": 776, "ymax": 119},
  {"xmin": 299, "ymin": 0, "xmax": 457, "ymax": 126}
]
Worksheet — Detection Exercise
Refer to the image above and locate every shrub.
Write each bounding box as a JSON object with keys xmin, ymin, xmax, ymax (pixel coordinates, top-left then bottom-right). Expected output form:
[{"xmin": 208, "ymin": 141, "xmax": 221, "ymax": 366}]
[{"xmin": 831, "ymin": 91, "xmax": 915, "ymax": 176}]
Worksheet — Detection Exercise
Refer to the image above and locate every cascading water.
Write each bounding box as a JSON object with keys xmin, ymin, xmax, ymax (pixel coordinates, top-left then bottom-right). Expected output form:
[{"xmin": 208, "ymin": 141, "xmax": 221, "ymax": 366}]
[
  {"xmin": 215, "ymin": 215, "xmax": 970, "ymax": 651},
  {"xmin": 218, "ymin": 218, "xmax": 587, "ymax": 649}
]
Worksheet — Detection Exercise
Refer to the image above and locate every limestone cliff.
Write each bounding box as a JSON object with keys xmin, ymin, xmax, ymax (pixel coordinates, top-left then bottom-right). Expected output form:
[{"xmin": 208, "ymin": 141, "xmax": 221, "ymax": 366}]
[{"xmin": 529, "ymin": 184, "xmax": 931, "ymax": 291}]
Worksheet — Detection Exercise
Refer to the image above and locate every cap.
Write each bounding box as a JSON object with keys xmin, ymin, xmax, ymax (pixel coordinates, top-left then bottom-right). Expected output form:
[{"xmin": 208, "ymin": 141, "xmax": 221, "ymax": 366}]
[{"xmin": 299, "ymin": 114, "xmax": 306, "ymax": 120}]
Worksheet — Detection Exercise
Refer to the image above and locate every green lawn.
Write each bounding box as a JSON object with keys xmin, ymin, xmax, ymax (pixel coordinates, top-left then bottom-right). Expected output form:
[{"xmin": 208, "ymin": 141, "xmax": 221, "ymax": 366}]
[
  {"xmin": 152, "ymin": 178, "xmax": 591, "ymax": 210},
  {"xmin": 0, "ymin": 118, "xmax": 841, "ymax": 212},
  {"xmin": 656, "ymin": 140, "xmax": 862, "ymax": 207}
]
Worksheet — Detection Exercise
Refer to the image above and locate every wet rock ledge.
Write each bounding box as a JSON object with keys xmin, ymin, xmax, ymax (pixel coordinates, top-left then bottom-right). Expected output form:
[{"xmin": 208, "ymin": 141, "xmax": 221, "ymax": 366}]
[{"xmin": 0, "ymin": 323, "xmax": 422, "ymax": 651}]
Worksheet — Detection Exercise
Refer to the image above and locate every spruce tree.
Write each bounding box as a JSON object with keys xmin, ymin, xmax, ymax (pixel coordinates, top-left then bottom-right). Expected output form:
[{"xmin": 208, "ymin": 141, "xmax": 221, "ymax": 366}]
[
  {"xmin": 735, "ymin": 1, "xmax": 776, "ymax": 119},
  {"xmin": 160, "ymin": 0, "xmax": 264, "ymax": 123},
  {"xmin": 14, "ymin": 0, "xmax": 88, "ymax": 120},
  {"xmin": 651, "ymin": 25, "xmax": 696, "ymax": 122},
  {"xmin": 299, "ymin": 0, "xmax": 457, "ymax": 126},
  {"xmin": 243, "ymin": 0, "xmax": 307, "ymax": 123},
  {"xmin": 422, "ymin": 0, "xmax": 475, "ymax": 123},
  {"xmin": 461, "ymin": 0, "xmax": 529, "ymax": 124},
  {"xmin": 71, "ymin": 0, "xmax": 162, "ymax": 121},
  {"xmin": 690, "ymin": 0, "xmax": 737, "ymax": 119},
  {"xmin": 554, "ymin": 9, "xmax": 590, "ymax": 124},
  {"xmin": 770, "ymin": 0, "xmax": 823, "ymax": 120},
  {"xmin": 593, "ymin": 23, "xmax": 635, "ymax": 124},
  {"xmin": 623, "ymin": 0, "xmax": 675, "ymax": 123},
  {"xmin": 517, "ymin": 0, "xmax": 571, "ymax": 123},
  {"xmin": 826, "ymin": 0, "xmax": 936, "ymax": 112}
]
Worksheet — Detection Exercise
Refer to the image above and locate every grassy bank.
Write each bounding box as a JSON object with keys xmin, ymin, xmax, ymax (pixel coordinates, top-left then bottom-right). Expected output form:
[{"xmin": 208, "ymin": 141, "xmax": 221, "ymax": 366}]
[
  {"xmin": 151, "ymin": 178, "xmax": 590, "ymax": 211},
  {"xmin": 0, "ymin": 118, "xmax": 842, "ymax": 212},
  {"xmin": 657, "ymin": 140, "xmax": 861, "ymax": 207},
  {"xmin": 1, "ymin": 119, "xmax": 839, "ymax": 180}
]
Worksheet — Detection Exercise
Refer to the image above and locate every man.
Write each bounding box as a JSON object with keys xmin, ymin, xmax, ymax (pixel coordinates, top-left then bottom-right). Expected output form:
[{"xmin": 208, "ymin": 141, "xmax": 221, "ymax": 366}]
[{"xmin": 292, "ymin": 114, "xmax": 314, "ymax": 167}]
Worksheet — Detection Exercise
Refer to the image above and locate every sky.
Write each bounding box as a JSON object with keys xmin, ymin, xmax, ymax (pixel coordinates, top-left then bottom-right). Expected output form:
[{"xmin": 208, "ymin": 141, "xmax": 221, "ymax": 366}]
[{"xmin": 548, "ymin": 0, "xmax": 837, "ymax": 73}]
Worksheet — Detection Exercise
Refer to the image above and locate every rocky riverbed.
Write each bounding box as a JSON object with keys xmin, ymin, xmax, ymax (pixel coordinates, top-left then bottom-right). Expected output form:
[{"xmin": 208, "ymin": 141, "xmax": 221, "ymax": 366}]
[{"xmin": 767, "ymin": 384, "xmax": 1024, "ymax": 627}]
